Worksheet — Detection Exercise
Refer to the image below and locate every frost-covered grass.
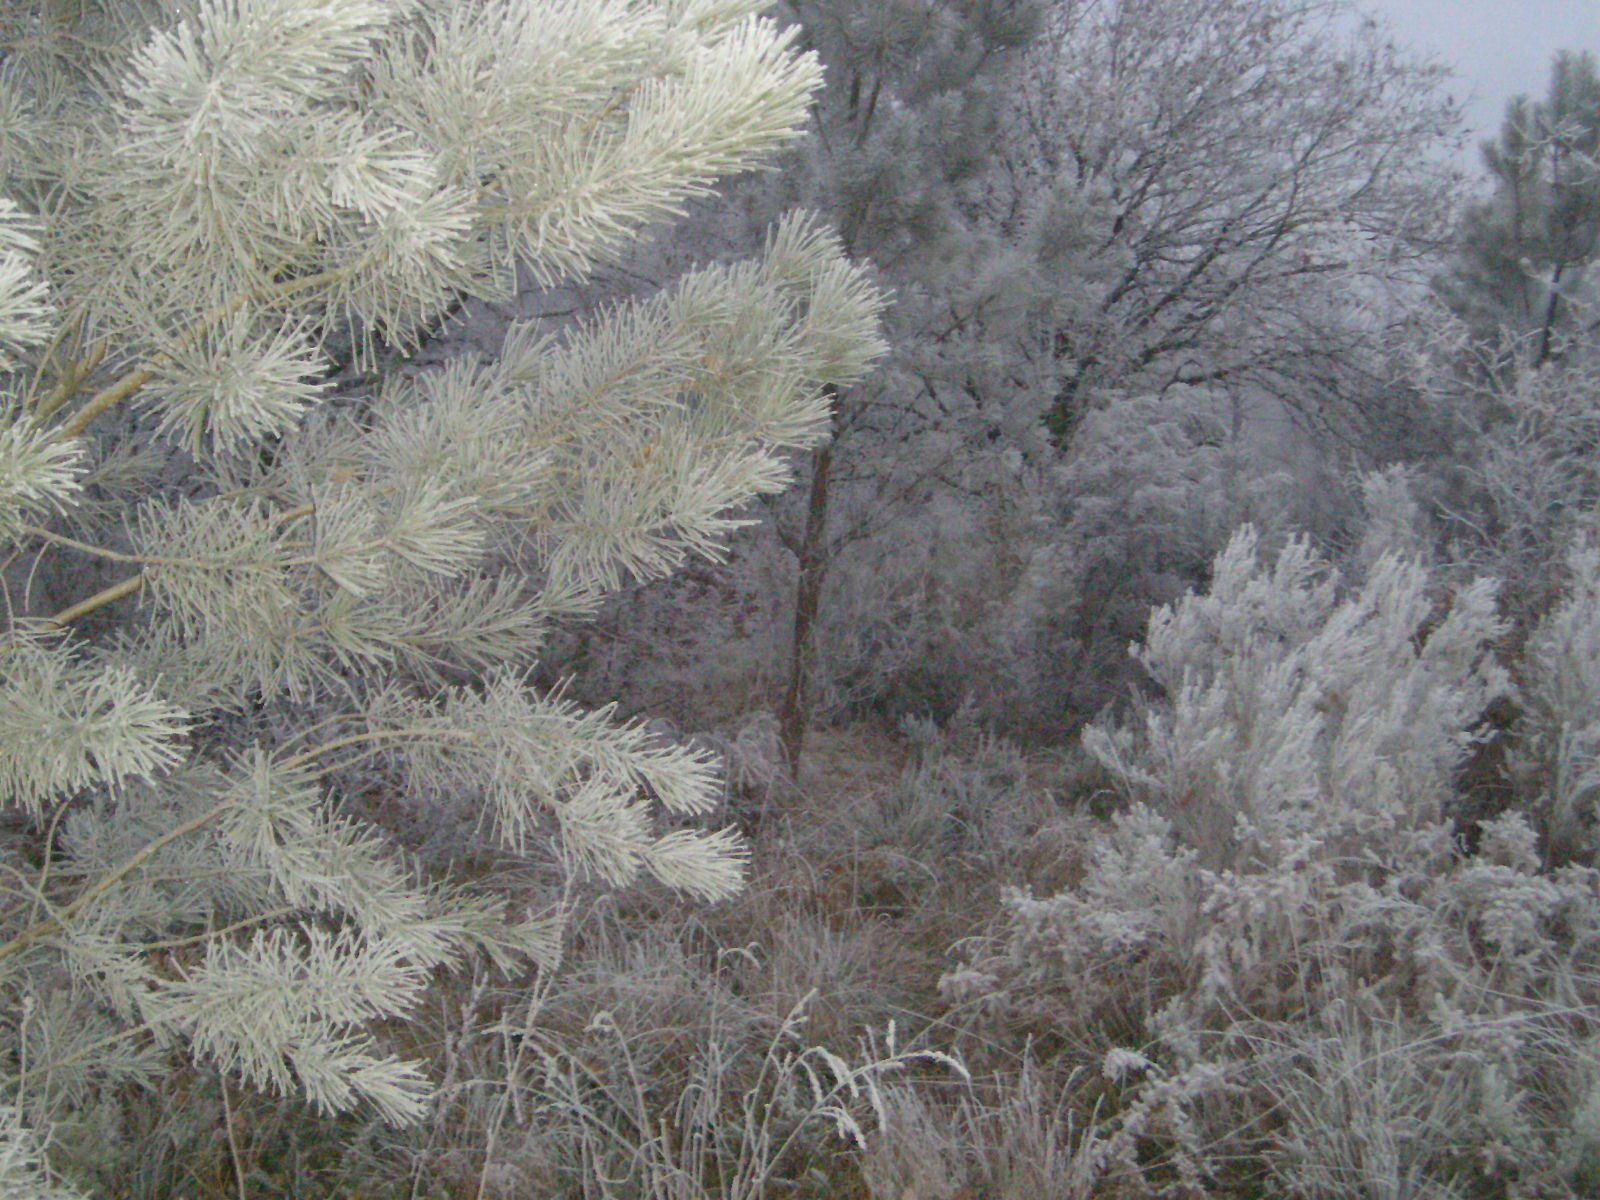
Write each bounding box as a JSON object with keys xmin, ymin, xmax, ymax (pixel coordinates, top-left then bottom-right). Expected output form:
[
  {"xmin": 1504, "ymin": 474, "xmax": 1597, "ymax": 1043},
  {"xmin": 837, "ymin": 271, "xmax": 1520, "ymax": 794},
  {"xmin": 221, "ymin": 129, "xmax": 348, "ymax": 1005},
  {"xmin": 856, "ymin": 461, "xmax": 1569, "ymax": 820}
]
[{"xmin": 60, "ymin": 524, "xmax": 1600, "ymax": 1200}]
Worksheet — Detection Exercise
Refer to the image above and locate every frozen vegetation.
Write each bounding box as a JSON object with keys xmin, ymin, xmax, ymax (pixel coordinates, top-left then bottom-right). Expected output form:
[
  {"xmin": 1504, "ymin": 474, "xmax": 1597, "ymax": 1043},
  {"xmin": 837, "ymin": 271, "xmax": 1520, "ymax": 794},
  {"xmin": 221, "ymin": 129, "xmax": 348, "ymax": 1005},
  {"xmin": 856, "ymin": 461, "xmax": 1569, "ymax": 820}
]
[{"xmin": 0, "ymin": 1, "xmax": 1597, "ymax": 1197}]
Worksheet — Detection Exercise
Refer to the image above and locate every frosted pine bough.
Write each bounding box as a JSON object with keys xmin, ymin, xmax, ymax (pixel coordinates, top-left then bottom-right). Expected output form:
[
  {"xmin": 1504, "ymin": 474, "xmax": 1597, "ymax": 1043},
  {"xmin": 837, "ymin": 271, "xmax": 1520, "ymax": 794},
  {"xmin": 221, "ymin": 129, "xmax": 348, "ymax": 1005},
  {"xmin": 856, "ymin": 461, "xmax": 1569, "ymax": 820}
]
[{"xmin": 0, "ymin": 0, "xmax": 884, "ymax": 1151}]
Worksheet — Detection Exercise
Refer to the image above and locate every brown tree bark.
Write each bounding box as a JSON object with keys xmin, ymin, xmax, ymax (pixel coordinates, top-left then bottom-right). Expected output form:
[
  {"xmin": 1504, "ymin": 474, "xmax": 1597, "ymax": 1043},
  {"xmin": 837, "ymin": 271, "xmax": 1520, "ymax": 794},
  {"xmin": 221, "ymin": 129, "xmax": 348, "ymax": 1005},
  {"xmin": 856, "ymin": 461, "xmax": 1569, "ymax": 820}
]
[{"xmin": 777, "ymin": 393, "xmax": 837, "ymax": 778}]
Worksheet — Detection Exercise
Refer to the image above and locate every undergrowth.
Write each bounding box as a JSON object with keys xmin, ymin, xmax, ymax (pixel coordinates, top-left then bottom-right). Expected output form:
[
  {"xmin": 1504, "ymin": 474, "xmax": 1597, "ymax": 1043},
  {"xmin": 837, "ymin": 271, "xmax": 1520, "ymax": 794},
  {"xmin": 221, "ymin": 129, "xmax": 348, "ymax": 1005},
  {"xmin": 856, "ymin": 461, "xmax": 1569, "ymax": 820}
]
[{"xmin": 53, "ymin": 534, "xmax": 1600, "ymax": 1200}]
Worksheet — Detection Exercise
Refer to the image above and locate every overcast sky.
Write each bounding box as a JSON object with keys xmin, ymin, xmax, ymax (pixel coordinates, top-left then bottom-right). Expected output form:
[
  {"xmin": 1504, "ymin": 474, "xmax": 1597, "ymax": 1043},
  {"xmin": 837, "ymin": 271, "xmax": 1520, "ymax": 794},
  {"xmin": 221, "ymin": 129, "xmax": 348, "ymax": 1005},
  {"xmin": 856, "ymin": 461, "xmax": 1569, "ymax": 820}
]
[{"xmin": 1358, "ymin": 0, "xmax": 1596, "ymax": 173}]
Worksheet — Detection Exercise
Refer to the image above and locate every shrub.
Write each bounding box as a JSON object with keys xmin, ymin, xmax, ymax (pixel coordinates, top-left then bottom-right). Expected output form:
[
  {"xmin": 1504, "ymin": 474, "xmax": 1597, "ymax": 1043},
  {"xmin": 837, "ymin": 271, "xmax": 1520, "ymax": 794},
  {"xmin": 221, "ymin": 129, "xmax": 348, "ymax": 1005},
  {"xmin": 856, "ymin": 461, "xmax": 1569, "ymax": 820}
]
[{"xmin": 952, "ymin": 521, "xmax": 1600, "ymax": 1197}]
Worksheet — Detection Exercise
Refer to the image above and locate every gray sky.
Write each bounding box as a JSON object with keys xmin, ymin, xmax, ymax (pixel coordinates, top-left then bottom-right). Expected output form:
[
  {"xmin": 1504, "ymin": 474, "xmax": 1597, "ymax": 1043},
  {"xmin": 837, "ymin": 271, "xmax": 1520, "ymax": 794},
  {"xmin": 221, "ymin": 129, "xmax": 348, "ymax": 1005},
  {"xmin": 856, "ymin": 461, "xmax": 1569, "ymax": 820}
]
[{"xmin": 1358, "ymin": 0, "xmax": 1596, "ymax": 172}]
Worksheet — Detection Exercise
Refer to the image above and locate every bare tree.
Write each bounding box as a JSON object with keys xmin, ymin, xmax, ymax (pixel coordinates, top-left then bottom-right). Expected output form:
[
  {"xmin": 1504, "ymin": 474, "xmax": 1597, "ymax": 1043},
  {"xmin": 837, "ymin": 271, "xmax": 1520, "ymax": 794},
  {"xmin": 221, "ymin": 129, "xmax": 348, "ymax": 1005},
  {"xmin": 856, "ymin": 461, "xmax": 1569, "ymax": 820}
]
[{"xmin": 1000, "ymin": 0, "xmax": 1461, "ymax": 443}]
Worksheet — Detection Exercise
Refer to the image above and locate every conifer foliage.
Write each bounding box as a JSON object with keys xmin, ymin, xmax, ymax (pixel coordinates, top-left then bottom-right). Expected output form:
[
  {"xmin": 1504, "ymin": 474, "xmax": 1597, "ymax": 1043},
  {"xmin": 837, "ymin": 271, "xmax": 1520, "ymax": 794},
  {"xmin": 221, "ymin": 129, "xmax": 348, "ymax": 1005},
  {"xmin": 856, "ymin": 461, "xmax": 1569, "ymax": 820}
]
[
  {"xmin": 1439, "ymin": 50, "xmax": 1600, "ymax": 372},
  {"xmin": 0, "ymin": 0, "xmax": 884, "ymax": 1171}
]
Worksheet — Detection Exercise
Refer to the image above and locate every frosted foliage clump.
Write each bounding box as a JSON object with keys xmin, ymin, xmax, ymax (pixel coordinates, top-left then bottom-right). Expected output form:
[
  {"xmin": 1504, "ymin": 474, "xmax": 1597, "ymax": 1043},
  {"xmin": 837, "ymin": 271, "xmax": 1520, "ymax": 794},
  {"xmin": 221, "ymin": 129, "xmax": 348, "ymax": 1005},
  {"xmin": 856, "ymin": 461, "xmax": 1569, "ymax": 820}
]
[
  {"xmin": 1521, "ymin": 547, "xmax": 1600, "ymax": 861},
  {"xmin": 1094, "ymin": 525, "xmax": 1508, "ymax": 870},
  {"xmin": 950, "ymin": 522, "xmax": 1600, "ymax": 1198}
]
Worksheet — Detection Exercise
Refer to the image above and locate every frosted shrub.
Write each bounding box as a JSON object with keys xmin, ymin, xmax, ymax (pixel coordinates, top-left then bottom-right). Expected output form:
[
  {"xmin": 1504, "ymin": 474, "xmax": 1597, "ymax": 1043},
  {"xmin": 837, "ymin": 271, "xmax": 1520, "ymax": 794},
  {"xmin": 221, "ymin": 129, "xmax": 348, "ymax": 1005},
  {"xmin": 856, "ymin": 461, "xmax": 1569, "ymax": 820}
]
[
  {"xmin": 1354, "ymin": 463, "xmax": 1437, "ymax": 571},
  {"xmin": 1028, "ymin": 388, "xmax": 1262, "ymax": 723},
  {"xmin": 952, "ymin": 522, "xmax": 1600, "ymax": 1196},
  {"xmin": 1434, "ymin": 353, "xmax": 1600, "ymax": 630},
  {"xmin": 1093, "ymin": 524, "xmax": 1508, "ymax": 870},
  {"xmin": 1017, "ymin": 385, "xmax": 1340, "ymax": 731},
  {"xmin": 1520, "ymin": 546, "xmax": 1600, "ymax": 862}
]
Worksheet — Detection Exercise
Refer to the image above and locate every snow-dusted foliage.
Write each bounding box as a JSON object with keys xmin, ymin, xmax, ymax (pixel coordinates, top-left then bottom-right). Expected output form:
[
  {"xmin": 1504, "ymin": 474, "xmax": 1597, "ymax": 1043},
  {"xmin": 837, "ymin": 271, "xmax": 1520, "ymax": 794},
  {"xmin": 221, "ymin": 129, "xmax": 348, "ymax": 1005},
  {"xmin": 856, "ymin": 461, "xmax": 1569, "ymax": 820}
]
[
  {"xmin": 952, "ymin": 522, "xmax": 1600, "ymax": 1197},
  {"xmin": 1521, "ymin": 547, "xmax": 1600, "ymax": 864},
  {"xmin": 1015, "ymin": 385, "xmax": 1327, "ymax": 726},
  {"xmin": 1101, "ymin": 526, "xmax": 1508, "ymax": 867},
  {"xmin": 1424, "ymin": 351, "xmax": 1600, "ymax": 631},
  {"xmin": 0, "ymin": 0, "xmax": 887, "ymax": 1181},
  {"xmin": 1437, "ymin": 51, "xmax": 1600, "ymax": 374}
]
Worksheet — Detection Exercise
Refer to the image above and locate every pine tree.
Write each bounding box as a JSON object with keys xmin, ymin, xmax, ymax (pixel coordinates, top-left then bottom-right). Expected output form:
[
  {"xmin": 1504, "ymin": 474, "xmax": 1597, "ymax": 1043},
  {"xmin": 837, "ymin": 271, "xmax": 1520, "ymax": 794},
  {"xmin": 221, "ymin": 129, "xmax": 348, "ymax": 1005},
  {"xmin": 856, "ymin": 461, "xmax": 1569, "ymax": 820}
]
[
  {"xmin": 738, "ymin": 0, "xmax": 1053, "ymax": 768},
  {"xmin": 1440, "ymin": 50, "xmax": 1600, "ymax": 372},
  {"xmin": 1416, "ymin": 53, "xmax": 1600, "ymax": 643},
  {"xmin": 0, "ymin": 0, "xmax": 884, "ymax": 1176}
]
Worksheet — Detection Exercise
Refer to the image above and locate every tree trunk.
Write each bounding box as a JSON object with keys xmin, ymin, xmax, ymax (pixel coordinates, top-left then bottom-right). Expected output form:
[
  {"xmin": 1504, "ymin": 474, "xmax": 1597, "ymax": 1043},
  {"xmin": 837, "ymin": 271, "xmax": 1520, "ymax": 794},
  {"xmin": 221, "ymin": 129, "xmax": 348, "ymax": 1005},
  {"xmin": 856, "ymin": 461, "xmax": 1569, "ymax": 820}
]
[
  {"xmin": 1535, "ymin": 263, "xmax": 1565, "ymax": 368},
  {"xmin": 777, "ymin": 406, "xmax": 837, "ymax": 779}
]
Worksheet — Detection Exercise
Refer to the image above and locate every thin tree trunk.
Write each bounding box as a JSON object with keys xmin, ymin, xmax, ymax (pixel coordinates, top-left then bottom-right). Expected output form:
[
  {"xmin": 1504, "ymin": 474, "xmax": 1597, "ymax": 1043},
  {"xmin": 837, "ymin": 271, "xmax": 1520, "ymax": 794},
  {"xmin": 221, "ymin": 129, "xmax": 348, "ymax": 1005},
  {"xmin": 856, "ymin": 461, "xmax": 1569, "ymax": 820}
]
[
  {"xmin": 778, "ymin": 402, "xmax": 837, "ymax": 778},
  {"xmin": 1535, "ymin": 263, "xmax": 1564, "ymax": 368}
]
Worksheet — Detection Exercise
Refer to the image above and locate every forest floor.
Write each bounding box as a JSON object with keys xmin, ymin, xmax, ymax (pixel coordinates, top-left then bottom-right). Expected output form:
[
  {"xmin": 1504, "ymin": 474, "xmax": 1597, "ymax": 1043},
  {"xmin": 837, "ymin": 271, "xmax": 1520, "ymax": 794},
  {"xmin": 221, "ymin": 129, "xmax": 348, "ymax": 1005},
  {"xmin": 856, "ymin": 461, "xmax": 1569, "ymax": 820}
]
[
  {"xmin": 383, "ymin": 719, "xmax": 1114, "ymax": 1200},
  {"xmin": 154, "ymin": 720, "xmax": 1346, "ymax": 1200}
]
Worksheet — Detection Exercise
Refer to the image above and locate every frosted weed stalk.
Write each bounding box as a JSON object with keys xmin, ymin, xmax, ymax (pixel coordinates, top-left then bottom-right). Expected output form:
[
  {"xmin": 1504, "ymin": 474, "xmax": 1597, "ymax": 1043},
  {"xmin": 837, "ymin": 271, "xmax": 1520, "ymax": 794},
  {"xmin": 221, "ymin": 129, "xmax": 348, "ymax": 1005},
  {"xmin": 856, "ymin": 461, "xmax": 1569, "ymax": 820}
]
[{"xmin": 484, "ymin": 983, "xmax": 966, "ymax": 1200}]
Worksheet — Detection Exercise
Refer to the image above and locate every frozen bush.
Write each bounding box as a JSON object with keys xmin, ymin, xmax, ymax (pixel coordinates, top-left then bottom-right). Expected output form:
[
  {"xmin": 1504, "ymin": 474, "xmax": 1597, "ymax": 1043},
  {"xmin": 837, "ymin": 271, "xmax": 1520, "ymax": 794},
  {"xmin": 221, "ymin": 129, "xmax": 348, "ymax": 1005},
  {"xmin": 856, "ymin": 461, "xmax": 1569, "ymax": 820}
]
[
  {"xmin": 951, "ymin": 522, "xmax": 1600, "ymax": 1197},
  {"xmin": 1520, "ymin": 546, "xmax": 1600, "ymax": 863},
  {"xmin": 1431, "ymin": 353, "xmax": 1600, "ymax": 631},
  {"xmin": 1090, "ymin": 524, "xmax": 1508, "ymax": 870},
  {"xmin": 1020, "ymin": 386, "xmax": 1334, "ymax": 730}
]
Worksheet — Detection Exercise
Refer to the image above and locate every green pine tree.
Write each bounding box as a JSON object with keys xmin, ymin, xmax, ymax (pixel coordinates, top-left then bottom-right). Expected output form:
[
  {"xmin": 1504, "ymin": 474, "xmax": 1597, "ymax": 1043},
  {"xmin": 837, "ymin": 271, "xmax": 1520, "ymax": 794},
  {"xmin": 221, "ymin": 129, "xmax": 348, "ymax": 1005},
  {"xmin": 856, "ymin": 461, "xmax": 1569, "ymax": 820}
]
[
  {"xmin": 0, "ymin": 0, "xmax": 884, "ymax": 1182},
  {"xmin": 738, "ymin": 0, "xmax": 1053, "ymax": 769},
  {"xmin": 1440, "ymin": 50, "xmax": 1600, "ymax": 371}
]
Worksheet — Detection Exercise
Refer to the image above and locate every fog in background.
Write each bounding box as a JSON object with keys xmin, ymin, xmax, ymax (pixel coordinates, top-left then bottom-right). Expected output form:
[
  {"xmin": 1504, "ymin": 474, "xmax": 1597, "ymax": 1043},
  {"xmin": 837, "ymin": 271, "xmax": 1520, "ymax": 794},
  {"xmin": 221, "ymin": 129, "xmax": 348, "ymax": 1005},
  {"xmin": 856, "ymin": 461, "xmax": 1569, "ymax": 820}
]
[{"xmin": 1363, "ymin": 0, "xmax": 1596, "ymax": 172}]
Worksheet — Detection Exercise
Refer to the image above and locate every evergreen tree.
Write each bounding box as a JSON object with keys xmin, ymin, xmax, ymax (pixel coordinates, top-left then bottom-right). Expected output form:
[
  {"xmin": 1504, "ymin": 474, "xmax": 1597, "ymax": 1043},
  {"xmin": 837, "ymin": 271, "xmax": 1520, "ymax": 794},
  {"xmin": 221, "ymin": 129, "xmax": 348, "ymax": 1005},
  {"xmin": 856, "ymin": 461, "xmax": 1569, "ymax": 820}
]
[
  {"xmin": 0, "ymin": 0, "xmax": 884, "ymax": 1179},
  {"xmin": 1440, "ymin": 50, "xmax": 1600, "ymax": 373},
  {"xmin": 752, "ymin": 0, "xmax": 1053, "ymax": 768},
  {"xmin": 1413, "ymin": 53, "xmax": 1600, "ymax": 645}
]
